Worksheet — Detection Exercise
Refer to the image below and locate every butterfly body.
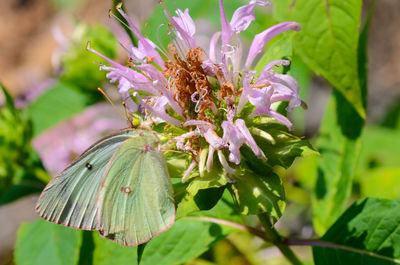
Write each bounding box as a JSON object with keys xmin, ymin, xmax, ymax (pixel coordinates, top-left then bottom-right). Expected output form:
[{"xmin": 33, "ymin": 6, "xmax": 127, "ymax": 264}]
[{"xmin": 36, "ymin": 129, "xmax": 175, "ymax": 246}]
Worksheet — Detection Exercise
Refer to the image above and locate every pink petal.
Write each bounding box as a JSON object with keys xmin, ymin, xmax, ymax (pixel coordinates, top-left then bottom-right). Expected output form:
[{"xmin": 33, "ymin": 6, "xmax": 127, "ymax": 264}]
[
  {"xmin": 135, "ymin": 64, "xmax": 183, "ymax": 117},
  {"xmin": 100, "ymin": 65, "xmax": 160, "ymax": 96},
  {"xmin": 273, "ymin": 73, "xmax": 300, "ymax": 93},
  {"xmin": 88, "ymin": 45, "xmax": 126, "ymax": 71},
  {"xmin": 173, "ymin": 9, "xmax": 196, "ymax": 37},
  {"xmin": 218, "ymin": 150, "xmax": 236, "ymax": 175},
  {"xmin": 230, "ymin": 3, "xmax": 257, "ymax": 32},
  {"xmin": 204, "ymin": 128, "xmax": 227, "ymax": 149},
  {"xmin": 256, "ymin": 59, "xmax": 290, "ymax": 84},
  {"xmin": 237, "ymin": 74, "xmax": 252, "ymax": 113},
  {"xmin": 235, "ymin": 119, "xmax": 264, "ymax": 159},
  {"xmin": 245, "ymin": 22, "xmax": 301, "ymax": 69},
  {"xmin": 117, "ymin": 8, "xmax": 164, "ymax": 68},
  {"xmin": 218, "ymin": 0, "xmax": 234, "ymax": 48},
  {"xmin": 268, "ymin": 110, "xmax": 293, "ymax": 130},
  {"xmin": 182, "ymin": 160, "xmax": 198, "ymax": 182},
  {"xmin": 164, "ymin": 8, "xmax": 196, "ymax": 48},
  {"xmin": 208, "ymin": 32, "xmax": 221, "ymax": 63},
  {"xmin": 184, "ymin": 120, "xmax": 216, "ymax": 129},
  {"xmin": 221, "ymin": 120, "xmax": 242, "ymax": 164},
  {"xmin": 143, "ymin": 98, "xmax": 182, "ymax": 127}
]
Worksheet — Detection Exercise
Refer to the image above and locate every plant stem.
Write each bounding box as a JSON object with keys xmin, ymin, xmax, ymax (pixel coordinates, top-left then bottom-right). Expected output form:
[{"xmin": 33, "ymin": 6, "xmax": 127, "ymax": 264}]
[
  {"xmin": 257, "ymin": 213, "xmax": 304, "ymax": 265},
  {"xmin": 184, "ymin": 216, "xmax": 268, "ymax": 240},
  {"xmin": 286, "ymin": 238, "xmax": 400, "ymax": 263}
]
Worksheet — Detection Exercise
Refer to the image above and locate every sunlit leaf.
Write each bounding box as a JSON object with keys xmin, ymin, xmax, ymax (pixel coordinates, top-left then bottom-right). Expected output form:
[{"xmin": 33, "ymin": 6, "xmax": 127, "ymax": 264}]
[
  {"xmin": 93, "ymin": 219, "xmax": 229, "ymax": 265},
  {"xmin": 244, "ymin": 123, "xmax": 317, "ymax": 171},
  {"xmin": 230, "ymin": 169, "xmax": 285, "ymax": 221},
  {"xmin": 310, "ymin": 0, "xmax": 371, "ymax": 233},
  {"xmin": 192, "ymin": 189, "xmax": 243, "ymax": 224},
  {"xmin": 312, "ymin": 94, "xmax": 362, "ymax": 235},
  {"xmin": 141, "ymin": 219, "xmax": 228, "ymax": 265},
  {"xmin": 272, "ymin": 0, "xmax": 365, "ymax": 118},
  {"xmin": 176, "ymin": 185, "xmax": 226, "ymax": 219},
  {"xmin": 313, "ymin": 198, "xmax": 400, "ymax": 264}
]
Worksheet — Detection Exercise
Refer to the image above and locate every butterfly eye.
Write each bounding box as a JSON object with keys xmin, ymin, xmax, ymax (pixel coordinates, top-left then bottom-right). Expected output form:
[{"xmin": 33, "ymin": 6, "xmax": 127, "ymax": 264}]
[{"xmin": 85, "ymin": 163, "xmax": 93, "ymax": 170}]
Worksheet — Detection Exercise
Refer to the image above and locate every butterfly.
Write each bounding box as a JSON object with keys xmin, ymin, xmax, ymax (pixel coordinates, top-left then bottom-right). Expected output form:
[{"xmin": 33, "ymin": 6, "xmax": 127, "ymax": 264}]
[{"xmin": 36, "ymin": 129, "xmax": 175, "ymax": 246}]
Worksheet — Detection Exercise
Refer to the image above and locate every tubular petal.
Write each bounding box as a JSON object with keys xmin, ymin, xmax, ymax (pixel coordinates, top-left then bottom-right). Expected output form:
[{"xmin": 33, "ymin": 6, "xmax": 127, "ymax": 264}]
[
  {"xmin": 218, "ymin": 150, "xmax": 236, "ymax": 175},
  {"xmin": 245, "ymin": 22, "xmax": 301, "ymax": 69},
  {"xmin": 117, "ymin": 8, "xmax": 165, "ymax": 68},
  {"xmin": 230, "ymin": 3, "xmax": 257, "ymax": 32}
]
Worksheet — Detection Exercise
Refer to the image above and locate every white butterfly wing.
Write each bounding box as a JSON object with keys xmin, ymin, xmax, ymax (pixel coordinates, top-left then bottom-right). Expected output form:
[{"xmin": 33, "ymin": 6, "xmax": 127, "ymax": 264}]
[{"xmin": 36, "ymin": 129, "xmax": 140, "ymax": 229}]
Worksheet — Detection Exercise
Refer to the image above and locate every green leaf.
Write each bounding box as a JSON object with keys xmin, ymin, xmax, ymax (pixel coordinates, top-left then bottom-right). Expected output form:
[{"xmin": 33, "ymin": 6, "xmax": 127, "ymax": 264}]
[
  {"xmin": 176, "ymin": 186, "xmax": 226, "ymax": 219},
  {"xmin": 165, "ymin": 152, "xmax": 188, "ymax": 178},
  {"xmin": 192, "ymin": 189, "xmax": 243, "ymax": 224},
  {"xmin": 311, "ymin": 11, "xmax": 369, "ymax": 229},
  {"xmin": 93, "ymin": 218, "xmax": 229, "ymax": 265},
  {"xmin": 312, "ymin": 93, "xmax": 363, "ymax": 235},
  {"xmin": 186, "ymin": 170, "xmax": 227, "ymax": 195},
  {"xmin": 28, "ymin": 83, "xmax": 89, "ymax": 136},
  {"xmin": 140, "ymin": 219, "xmax": 228, "ymax": 265},
  {"xmin": 313, "ymin": 198, "xmax": 400, "ymax": 264},
  {"xmin": 245, "ymin": 123, "xmax": 317, "ymax": 171},
  {"xmin": 49, "ymin": 0, "xmax": 81, "ymax": 9},
  {"xmin": 230, "ymin": 169, "xmax": 285, "ymax": 221},
  {"xmin": 93, "ymin": 233, "xmax": 138, "ymax": 265},
  {"xmin": 272, "ymin": 0, "xmax": 365, "ymax": 118},
  {"xmin": 61, "ymin": 24, "xmax": 117, "ymax": 96},
  {"xmin": 185, "ymin": 151, "xmax": 227, "ymax": 195},
  {"xmin": 0, "ymin": 84, "xmax": 47, "ymax": 204},
  {"xmin": 173, "ymin": 152, "xmax": 227, "ymax": 218},
  {"xmin": 15, "ymin": 219, "xmax": 82, "ymax": 265},
  {"xmin": 77, "ymin": 231, "xmax": 95, "ymax": 265}
]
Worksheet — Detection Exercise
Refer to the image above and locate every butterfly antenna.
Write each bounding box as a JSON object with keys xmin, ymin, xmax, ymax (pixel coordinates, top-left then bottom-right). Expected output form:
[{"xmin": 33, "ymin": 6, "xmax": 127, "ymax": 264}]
[
  {"xmin": 122, "ymin": 100, "xmax": 136, "ymax": 127},
  {"xmin": 97, "ymin": 87, "xmax": 128, "ymax": 122}
]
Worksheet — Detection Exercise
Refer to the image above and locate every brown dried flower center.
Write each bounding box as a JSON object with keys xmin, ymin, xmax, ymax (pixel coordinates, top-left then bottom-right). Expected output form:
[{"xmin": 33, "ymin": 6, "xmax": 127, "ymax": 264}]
[{"xmin": 163, "ymin": 46, "xmax": 214, "ymax": 121}]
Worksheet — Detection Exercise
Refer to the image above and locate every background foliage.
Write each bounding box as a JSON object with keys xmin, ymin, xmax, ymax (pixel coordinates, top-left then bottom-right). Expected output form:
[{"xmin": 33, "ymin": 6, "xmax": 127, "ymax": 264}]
[{"xmin": 1, "ymin": 0, "xmax": 399, "ymax": 264}]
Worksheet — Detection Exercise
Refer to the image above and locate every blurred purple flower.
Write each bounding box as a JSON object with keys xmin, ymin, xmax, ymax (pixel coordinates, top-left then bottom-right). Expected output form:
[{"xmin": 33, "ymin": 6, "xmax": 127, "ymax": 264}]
[{"xmin": 32, "ymin": 103, "xmax": 125, "ymax": 175}]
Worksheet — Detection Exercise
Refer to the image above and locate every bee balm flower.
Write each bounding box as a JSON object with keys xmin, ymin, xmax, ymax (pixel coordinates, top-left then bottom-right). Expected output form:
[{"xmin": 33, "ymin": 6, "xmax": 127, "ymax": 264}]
[{"xmin": 89, "ymin": 0, "xmax": 304, "ymax": 180}]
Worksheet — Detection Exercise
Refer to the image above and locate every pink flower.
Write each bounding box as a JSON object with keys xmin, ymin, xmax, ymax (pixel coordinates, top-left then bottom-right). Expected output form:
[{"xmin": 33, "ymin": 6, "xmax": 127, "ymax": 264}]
[
  {"xmin": 238, "ymin": 70, "xmax": 296, "ymax": 130},
  {"xmin": 222, "ymin": 109, "xmax": 264, "ymax": 165},
  {"xmin": 89, "ymin": 1, "xmax": 304, "ymax": 179}
]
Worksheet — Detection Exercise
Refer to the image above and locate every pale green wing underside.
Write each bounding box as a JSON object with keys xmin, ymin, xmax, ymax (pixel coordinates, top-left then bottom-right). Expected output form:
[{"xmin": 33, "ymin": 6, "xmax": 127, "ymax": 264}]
[
  {"xmin": 98, "ymin": 133, "xmax": 175, "ymax": 246},
  {"xmin": 36, "ymin": 129, "xmax": 143, "ymax": 229}
]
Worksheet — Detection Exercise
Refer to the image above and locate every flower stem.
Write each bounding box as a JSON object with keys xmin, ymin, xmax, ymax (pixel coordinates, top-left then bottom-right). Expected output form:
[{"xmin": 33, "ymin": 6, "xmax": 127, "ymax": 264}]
[{"xmin": 257, "ymin": 213, "xmax": 304, "ymax": 265}]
